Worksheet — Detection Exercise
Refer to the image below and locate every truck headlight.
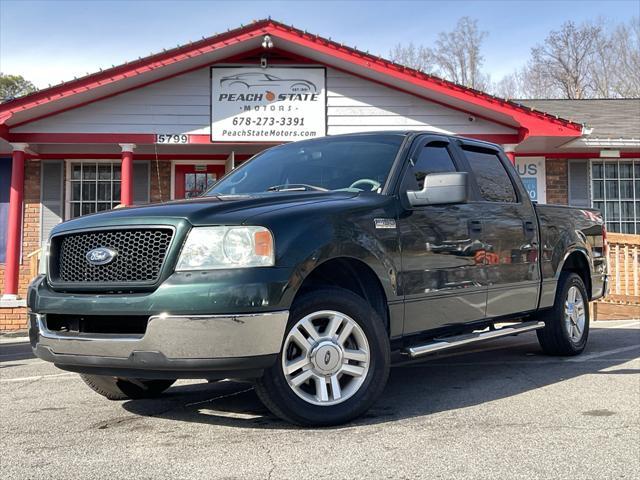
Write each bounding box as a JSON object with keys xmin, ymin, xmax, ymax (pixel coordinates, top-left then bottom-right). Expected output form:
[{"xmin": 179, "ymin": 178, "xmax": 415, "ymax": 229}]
[{"xmin": 176, "ymin": 226, "xmax": 274, "ymax": 270}]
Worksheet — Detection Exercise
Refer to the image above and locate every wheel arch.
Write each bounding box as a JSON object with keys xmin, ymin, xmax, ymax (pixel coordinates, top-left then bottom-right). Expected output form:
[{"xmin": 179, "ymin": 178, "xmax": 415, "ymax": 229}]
[
  {"xmin": 290, "ymin": 256, "xmax": 393, "ymax": 335},
  {"xmin": 558, "ymin": 249, "xmax": 592, "ymax": 299}
]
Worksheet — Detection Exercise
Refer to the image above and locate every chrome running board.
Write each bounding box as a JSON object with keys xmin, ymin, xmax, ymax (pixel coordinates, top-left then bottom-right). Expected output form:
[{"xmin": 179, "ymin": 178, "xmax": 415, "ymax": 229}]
[{"xmin": 406, "ymin": 320, "xmax": 546, "ymax": 358}]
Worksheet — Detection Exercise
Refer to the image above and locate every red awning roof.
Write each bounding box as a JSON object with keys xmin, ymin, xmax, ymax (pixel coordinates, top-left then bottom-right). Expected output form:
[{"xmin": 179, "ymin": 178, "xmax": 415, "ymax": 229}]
[{"xmin": 0, "ymin": 18, "xmax": 583, "ymax": 141}]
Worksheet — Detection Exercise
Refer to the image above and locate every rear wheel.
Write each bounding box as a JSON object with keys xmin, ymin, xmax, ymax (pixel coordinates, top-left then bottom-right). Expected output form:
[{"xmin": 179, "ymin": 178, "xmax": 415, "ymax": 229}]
[
  {"xmin": 256, "ymin": 288, "xmax": 390, "ymax": 426},
  {"xmin": 80, "ymin": 374, "xmax": 176, "ymax": 400},
  {"xmin": 537, "ymin": 272, "xmax": 590, "ymax": 356}
]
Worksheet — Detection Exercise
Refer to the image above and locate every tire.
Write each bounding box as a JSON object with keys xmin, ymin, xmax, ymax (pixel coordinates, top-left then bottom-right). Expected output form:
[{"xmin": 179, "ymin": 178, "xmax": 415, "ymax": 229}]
[
  {"xmin": 255, "ymin": 288, "xmax": 390, "ymax": 426},
  {"xmin": 537, "ymin": 272, "xmax": 590, "ymax": 356},
  {"xmin": 80, "ymin": 374, "xmax": 176, "ymax": 400}
]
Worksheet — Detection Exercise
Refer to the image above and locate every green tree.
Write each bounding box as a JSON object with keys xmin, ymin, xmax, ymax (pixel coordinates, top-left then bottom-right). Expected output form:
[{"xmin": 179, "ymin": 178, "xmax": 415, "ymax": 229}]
[{"xmin": 0, "ymin": 73, "xmax": 37, "ymax": 102}]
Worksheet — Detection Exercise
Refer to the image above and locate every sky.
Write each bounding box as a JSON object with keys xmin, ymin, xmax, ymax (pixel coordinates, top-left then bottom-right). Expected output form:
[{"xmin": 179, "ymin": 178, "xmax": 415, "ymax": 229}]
[{"xmin": 0, "ymin": 0, "xmax": 638, "ymax": 88}]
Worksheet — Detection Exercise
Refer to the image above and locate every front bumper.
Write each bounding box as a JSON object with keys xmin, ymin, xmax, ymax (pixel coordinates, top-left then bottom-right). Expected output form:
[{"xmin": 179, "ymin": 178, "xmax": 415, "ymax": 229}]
[{"xmin": 29, "ymin": 310, "xmax": 288, "ymax": 379}]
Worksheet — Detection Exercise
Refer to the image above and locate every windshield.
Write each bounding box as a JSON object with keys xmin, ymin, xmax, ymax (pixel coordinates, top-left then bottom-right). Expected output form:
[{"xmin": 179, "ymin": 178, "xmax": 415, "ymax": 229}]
[{"xmin": 207, "ymin": 134, "xmax": 404, "ymax": 195}]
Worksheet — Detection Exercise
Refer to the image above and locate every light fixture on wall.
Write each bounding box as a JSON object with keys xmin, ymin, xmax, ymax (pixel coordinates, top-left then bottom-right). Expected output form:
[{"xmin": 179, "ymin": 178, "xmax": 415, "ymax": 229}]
[
  {"xmin": 260, "ymin": 35, "xmax": 273, "ymax": 68},
  {"xmin": 262, "ymin": 35, "xmax": 274, "ymax": 49}
]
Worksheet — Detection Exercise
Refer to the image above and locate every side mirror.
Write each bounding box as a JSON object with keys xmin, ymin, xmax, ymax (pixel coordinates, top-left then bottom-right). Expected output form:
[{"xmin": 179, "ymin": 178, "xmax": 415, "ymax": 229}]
[{"xmin": 406, "ymin": 172, "xmax": 468, "ymax": 207}]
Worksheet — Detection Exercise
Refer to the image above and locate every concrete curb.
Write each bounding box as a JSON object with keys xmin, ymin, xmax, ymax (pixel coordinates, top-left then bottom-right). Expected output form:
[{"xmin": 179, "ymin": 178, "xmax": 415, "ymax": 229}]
[
  {"xmin": 0, "ymin": 337, "xmax": 29, "ymax": 345},
  {"xmin": 0, "ymin": 330, "xmax": 29, "ymax": 344}
]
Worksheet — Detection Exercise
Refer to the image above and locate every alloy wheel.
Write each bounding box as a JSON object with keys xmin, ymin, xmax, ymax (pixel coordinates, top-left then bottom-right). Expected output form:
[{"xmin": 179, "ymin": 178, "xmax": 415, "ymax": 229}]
[
  {"xmin": 564, "ymin": 285, "xmax": 586, "ymax": 342},
  {"xmin": 281, "ymin": 310, "xmax": 370, "ymax": 406}
]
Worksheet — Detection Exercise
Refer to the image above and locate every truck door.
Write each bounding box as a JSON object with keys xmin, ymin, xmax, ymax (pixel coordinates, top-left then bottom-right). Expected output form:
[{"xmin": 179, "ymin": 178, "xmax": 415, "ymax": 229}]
[
  {"xmin": 456, "ymin": 141, "xmax": 540, "ymax": 318},
  {"xmin": 398, "ymin": 135, "xmax": 488, "ymax": 335}
]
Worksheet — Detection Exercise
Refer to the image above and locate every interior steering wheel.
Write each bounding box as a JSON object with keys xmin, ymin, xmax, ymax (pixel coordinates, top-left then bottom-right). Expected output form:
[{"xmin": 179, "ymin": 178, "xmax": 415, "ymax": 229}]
[{"xmin": 349, "ymin": 179, "xmax": 381, "ymax": 191}]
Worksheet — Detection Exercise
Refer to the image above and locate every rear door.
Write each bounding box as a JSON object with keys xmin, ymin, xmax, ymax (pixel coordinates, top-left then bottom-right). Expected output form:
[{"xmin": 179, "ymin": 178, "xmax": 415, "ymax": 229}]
[
  {"xmin": 455, "ymin": 140, "xmax": 540, "ymax": 318},
  {"xmin": 398, "ymin": 135, "xmax": 488, "ymax": 334}
]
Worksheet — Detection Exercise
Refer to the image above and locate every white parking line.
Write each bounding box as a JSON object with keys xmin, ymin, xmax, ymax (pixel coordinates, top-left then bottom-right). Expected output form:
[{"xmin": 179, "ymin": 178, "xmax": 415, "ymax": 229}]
[
  {"xmin": 0, "ymin": 372, "xmax": 75, "ymax": 383},
  {"xmin": 565, "ymin": 344, "xmax": 640, "ymax": 362},
  {"xmin": 593, "ymin": 320, "xmax": 640, "ymax": 328},
  {"xmin": 0, "ymin": 337, "xmax": 30, "ymax": 345}
]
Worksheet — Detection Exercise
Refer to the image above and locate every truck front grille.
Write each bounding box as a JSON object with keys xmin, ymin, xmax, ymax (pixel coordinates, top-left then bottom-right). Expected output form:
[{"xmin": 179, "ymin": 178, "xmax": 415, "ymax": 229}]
[{"xmin": 50, "ymin": 228, "xmax": 174, "ymax": 285}]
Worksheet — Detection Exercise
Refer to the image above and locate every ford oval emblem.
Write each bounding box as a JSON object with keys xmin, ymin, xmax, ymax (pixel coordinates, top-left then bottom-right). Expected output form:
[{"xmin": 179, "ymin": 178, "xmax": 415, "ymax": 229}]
[
  {"xmin": 324, "ymin": 351, "xmax": 331, "ymax": 365},
  {"xmin": 86, "ymin": 247, "xmax": 117, "ymax": 266}
]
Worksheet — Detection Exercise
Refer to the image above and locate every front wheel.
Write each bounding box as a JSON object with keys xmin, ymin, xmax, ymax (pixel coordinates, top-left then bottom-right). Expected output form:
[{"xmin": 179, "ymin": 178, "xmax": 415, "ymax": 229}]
[
  {"xmin": 256, "ymin": 288, "xmax": 390, "ymax": 426},
  {"xmin": 537, "ymin": 272, "xmax": 590, "ymax": 356},
  {"xmin": 80, "ymin": 374, "xmax": 176, "ymax": 400}
]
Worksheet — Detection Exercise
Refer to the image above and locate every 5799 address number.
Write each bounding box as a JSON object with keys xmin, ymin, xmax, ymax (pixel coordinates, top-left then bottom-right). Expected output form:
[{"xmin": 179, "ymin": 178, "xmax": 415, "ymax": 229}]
[{"xmin": 156, "ymin": 134, "xmax": 189, "ymax": 144}]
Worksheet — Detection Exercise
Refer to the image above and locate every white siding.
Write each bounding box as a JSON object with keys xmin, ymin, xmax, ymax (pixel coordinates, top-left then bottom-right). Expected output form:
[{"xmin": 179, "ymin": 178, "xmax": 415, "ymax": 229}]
[
  {"xmin": 325, "ymin": 70, "xmax": 514, "ymax": 135},
  {"xmin": 14, "ymin": 69, "xmax": 211, "ymax": 134},
  {"xmin": 15, "ymin": 67, "xmax": 516, "ymax": 136}
]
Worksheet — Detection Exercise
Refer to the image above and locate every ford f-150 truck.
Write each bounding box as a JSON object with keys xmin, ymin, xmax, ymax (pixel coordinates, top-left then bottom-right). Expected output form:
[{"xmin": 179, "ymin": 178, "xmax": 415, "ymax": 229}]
[{"xmin": 28, "ymin": 132, "xmax": 608, "ymax": 426}]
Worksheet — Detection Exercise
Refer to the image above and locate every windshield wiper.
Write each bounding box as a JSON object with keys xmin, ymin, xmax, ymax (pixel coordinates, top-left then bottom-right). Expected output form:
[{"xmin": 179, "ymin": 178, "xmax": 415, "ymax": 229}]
[{"xmin": 266, "ymin": 184, "xmax": 329, "ymax": 192}]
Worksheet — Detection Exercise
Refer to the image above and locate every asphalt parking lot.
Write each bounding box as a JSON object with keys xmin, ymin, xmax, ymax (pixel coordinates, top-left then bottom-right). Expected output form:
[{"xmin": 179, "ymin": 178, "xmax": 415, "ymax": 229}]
[{"xmin": 1, "ymin": 319, "xmax": 638, "ymax": 480}]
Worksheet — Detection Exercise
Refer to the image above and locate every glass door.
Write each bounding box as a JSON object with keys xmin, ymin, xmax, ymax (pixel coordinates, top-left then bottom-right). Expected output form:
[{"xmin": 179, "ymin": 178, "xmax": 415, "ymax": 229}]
[{"xmin": 174, "ymin": 164, "xmax": 224, "ymax": 199}]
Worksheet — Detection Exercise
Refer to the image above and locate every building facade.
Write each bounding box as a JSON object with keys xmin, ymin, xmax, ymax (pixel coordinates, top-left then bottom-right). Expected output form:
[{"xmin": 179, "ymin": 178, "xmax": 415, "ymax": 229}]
[
  {"xmin": 1, "ymin": 19, "xmax": 638, "ymax": 329},
  {"xmin": 517, "ymin": 99, "xmax": 640, "ymax": 234}
]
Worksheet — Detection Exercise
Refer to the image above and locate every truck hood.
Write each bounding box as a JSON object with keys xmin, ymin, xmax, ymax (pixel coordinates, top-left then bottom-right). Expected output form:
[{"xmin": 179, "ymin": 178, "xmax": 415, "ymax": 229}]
[{"xmin": 51, "ymin": 191, "xmax": 359, "ymax": 234}]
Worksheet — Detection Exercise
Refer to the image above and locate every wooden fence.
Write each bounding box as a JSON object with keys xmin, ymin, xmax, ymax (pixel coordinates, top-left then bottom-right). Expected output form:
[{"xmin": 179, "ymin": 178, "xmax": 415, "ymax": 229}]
[{"xmin": 594, "ymin": 232, "xmax": 640, "ymax": 319}]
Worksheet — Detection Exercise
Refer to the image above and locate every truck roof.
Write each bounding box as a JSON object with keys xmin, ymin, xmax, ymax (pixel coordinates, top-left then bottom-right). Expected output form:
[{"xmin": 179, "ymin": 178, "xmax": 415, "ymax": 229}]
[{"xmin": 280, "ymin": 130, "xmax": 502, "ymax": 150}]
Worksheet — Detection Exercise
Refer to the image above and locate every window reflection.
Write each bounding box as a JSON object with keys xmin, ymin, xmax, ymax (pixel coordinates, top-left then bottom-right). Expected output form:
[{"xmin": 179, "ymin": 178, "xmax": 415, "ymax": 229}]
[{"xmin": 184, "ymin": 173, "xmax": 217, "ymax": 198}]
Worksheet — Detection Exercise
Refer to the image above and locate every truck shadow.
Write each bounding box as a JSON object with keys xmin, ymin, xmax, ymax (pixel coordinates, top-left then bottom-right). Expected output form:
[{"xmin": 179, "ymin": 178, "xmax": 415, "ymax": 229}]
[{"xmin": 122, "ymin": 325, "xmax": 639, "ymax": 429}]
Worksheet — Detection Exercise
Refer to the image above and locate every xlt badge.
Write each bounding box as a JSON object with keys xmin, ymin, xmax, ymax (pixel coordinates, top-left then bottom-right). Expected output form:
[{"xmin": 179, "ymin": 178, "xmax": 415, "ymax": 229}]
[{"xmin": 374, "ymin": 218, "xmax": 397, "ymax": 229}]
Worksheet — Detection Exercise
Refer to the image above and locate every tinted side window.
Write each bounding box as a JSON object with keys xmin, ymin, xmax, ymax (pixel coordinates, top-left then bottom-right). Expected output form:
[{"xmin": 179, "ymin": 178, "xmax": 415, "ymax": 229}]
[
  {"xmin": 463, "ymin": 149, "xmax": 517, "ymax": 202},
  {"xmin": 409, "ymin": 144, "xmax": 457, "ymax": 190}
]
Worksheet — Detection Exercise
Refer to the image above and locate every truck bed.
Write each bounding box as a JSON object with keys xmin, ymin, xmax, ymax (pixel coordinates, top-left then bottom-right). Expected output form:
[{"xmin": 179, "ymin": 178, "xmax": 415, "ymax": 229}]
[{"xmin": 534, "ymin": 203, "xmax": 607, "ymax": 308}]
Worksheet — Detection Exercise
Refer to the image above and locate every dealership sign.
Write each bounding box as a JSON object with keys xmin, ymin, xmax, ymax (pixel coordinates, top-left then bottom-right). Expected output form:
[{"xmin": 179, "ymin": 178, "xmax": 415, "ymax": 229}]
[
  {"xmin": 211, "ymin": 67, "xmax": 326, "ymax": 142},
  {"xmin": 516, "ymin": 157, "xmax": 546, "ymax": 204}
]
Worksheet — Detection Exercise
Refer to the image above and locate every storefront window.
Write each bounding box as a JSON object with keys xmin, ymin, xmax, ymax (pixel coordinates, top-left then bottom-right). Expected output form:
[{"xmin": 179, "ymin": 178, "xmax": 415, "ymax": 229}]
[
  {"xmin": 69, "ymin": 162, "xmax": 121, "ymax": 218},
  {"xmin": 184, "ymin": 172, "xmax": 216, "ymax": 198},
  {"xmin": 591, "ymin": 159, "xmax": 639, "ymax": 234}
]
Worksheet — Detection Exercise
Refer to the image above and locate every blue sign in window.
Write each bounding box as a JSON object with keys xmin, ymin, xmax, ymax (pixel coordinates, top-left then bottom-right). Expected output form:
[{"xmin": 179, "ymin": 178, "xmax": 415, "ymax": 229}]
[{"xmin": 521, "ymin": 177, "xmax": 538, "ymax": 202}]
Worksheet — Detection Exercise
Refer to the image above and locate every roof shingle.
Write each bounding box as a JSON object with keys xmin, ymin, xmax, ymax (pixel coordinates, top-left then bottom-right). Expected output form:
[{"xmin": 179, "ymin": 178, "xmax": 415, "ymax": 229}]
[{"xmin": 517, "ymin": 99, "xmax": 640, "ymax": 140}]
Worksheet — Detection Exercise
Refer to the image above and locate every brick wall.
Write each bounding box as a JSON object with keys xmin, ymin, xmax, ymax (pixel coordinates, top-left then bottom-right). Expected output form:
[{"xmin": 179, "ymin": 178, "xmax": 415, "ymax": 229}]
[
  {"xmin": 545, "ymin": 158, "xmax": 568, "ymax": 205},
  {"xmin": 150, "ymin": 160, "xmax": 172, "ymax": 203},
  {"xmin": 0, "ymin": 160, "xmax": 41, "ymax": 331},
  {"xmin": 20, "ymin": 160, "xmax": 42, "ymax": 293},
  {"xmin": 0, "ymin": 307, "xmax": 28, "ymax": 331}
]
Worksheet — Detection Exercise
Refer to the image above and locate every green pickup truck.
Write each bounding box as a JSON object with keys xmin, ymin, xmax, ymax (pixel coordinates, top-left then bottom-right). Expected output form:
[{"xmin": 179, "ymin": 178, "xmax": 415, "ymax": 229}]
[{"xmin": 28, "ymin": 132, "xmax": 608, "ymax": 426}]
